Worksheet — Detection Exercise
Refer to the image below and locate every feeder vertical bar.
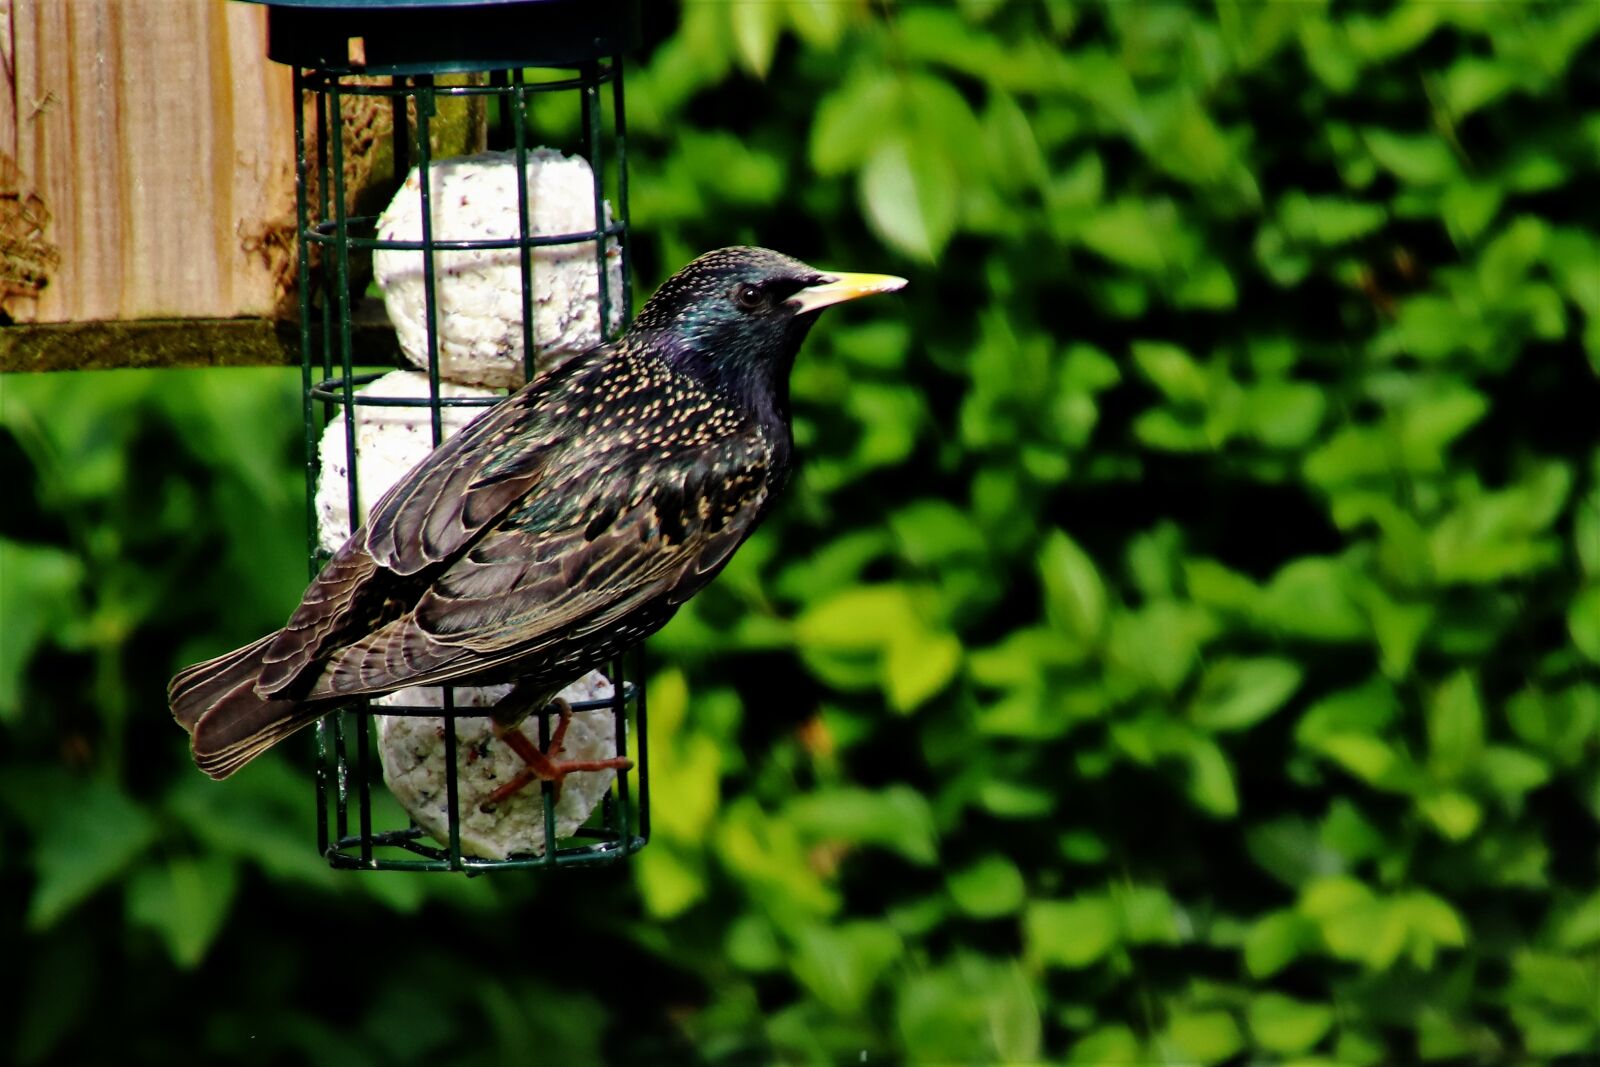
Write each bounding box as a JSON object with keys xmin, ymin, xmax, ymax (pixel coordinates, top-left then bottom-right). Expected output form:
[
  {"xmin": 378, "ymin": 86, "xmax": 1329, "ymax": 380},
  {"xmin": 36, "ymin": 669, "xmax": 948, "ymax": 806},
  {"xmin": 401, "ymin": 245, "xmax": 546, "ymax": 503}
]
[
  {"xmin": 538, "ymin": 706, "xmax": 557, "ymax": 867},
  {"xmin": 333, "ymin": 709, "xmax": 350, "ymax": 843},
  {"xmin": 414, "ymin": 77, "xmax": 445, "ymax": 448},
  {"xmin": 330, "ymin": 78, "xmax": 362, "ymax": 548},
  {"xmin": 392, "ymin": 75, "xmax": 410, "ymax": 187},
  {"xmin": 297, "ymin": 68, "xmax": 334, "ymax": 860},
  {"xmin": 412, "ymin": 77, "xmax": 453, "ymax": 867},
  {"xmin": 326, "ymin": 79, "xmax": 375, "ymax": 864},
  {"xmin": 325, "ymin": 77, "xmax": 360, "ymax": 857},
  {"xmin": 611, "ymin": 54, "xmax": 633, "ymax": 313},
  {"xmin": 315, "ymin": 75, "xmax": 336, "ymax": 388},
  {"xmin": 294, "ymin": 71, "xmax": 319, "ymax": 577},
  {"xmin": 511, "ymin": 69, "xmax": 536, "ymax": 383},
  {"xmin": 442, "ymin": 688, "xmax": 462, "ymax": 870},
  {"xmin": 582, "ymin": 61, "xmax": 612, "ymax": 342},
  {"xmin": 612, "ymin": 654, "xmax": 632, "ymax": 854},
  {"xmin": 355, "ymin": 704, "xmax": 374, "ymax": 864},
  {"xmin": 635, "ymin": 644, "xmax": 650, "ymax": 847}
]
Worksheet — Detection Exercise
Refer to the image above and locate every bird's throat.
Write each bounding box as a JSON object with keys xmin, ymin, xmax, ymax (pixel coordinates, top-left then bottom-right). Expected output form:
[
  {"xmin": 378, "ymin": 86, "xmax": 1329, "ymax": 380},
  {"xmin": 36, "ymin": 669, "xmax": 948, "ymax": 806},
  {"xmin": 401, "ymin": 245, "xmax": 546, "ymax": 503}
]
[{"xmin": 651, "ymin": 321, "xmax": 808, "ymax": 454}]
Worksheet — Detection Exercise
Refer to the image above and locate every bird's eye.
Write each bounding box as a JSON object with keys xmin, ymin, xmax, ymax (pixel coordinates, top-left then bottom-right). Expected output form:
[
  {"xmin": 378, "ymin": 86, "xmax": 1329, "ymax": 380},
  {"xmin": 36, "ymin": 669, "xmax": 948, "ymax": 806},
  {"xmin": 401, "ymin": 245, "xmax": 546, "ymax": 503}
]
[{"xmin": 732, "ymin": 283, "xmax": 765, "ymax": 311}]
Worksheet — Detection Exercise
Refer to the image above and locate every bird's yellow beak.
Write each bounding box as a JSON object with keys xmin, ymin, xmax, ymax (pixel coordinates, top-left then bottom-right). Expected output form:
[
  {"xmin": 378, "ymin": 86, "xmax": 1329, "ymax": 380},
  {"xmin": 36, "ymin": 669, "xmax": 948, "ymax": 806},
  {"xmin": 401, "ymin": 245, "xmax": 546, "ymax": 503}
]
[{"xmin": 788, "ymin": 271, "xmax": 908, "ymax": 315}]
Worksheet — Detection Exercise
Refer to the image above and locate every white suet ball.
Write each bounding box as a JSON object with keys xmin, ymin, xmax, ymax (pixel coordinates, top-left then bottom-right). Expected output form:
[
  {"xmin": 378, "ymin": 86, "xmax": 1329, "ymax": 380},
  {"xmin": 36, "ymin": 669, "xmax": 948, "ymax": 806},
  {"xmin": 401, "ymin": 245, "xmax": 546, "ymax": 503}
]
[
  {"xmin": 314, "ymin": 370, "xmax": 501, "ymax": 556},
  {"xmin": 375, "ymin": 672, "xmax": 622, "ymax": 859},
  {"xmin": 373, "ymin": 148, "xmax": 625, "ymax": 388}
]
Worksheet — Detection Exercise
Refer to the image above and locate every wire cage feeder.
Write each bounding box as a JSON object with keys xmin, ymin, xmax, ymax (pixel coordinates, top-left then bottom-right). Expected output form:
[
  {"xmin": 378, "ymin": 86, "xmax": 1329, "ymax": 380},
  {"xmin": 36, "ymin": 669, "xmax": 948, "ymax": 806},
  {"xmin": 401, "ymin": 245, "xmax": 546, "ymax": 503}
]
[{"xmin": 256, "ymin": 0, "xmax": 648, "ymax": 872}]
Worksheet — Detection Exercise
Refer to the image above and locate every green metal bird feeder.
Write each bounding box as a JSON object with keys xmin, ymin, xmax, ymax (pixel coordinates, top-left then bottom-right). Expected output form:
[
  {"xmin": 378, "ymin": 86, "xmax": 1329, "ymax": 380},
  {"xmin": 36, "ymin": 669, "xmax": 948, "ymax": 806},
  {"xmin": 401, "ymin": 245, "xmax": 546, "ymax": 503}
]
[{"xmin": 251, "ymin": 0, "xmax": 648, "ymax": 872}]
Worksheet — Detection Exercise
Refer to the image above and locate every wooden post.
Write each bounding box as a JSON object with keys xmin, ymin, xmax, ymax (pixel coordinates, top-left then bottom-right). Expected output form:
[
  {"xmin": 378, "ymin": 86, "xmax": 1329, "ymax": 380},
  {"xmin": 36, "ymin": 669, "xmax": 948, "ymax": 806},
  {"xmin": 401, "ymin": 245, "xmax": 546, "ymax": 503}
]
[
  {"xmin": 1, "ymin": 0, "xmax": 303, "ymax": 370},
  {"xmin": 3, "ymin": 0, "xmax": 297, "ymax": 326},
  {"xmin": 0, "ymin": 2, "xmax": 489, "ymax": 372}
]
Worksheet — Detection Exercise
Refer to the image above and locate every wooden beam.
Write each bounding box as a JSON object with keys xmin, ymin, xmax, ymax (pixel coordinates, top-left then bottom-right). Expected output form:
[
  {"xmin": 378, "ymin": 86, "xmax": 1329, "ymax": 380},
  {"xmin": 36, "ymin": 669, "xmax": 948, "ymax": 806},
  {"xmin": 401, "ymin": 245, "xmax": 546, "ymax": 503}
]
[
  {"xmin": 4, "ymin": 0, "xmax": 296, "ymax": 324},
  {"xmin": 0, "ymin": 316, "xmax": 404, "ymax": 373}
]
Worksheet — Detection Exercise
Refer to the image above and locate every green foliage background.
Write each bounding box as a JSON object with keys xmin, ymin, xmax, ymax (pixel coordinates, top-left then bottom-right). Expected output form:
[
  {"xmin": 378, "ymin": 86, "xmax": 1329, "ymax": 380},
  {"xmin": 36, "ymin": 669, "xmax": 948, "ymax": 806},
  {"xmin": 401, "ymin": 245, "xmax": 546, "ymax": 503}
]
[{"xmin": 4, "ymin": 2, "xmax": 1599, "ymax": 1063}]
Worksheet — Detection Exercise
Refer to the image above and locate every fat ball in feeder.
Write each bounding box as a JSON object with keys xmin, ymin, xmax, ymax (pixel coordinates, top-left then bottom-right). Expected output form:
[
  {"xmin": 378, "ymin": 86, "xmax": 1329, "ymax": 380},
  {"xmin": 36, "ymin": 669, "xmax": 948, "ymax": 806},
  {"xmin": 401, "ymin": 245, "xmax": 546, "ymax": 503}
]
[
  {"xmin": 373, "ymin": 149, "xmax": 625, "ymax": 388},
  {"xmin": 231, "ymin": 0, "xmax": 648, "ymax": 871},
  {"xmin": 212, "ymin": 0, "xmax": 905, "ymax": 874}
]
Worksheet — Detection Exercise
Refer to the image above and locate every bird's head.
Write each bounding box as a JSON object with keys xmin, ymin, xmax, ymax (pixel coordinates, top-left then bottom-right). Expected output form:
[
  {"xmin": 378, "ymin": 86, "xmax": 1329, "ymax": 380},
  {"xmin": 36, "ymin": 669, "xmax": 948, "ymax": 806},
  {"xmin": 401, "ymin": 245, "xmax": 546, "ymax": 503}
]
[{"xmin": 630, "ymin": 246, "xmax": 906, "ymax": 419}]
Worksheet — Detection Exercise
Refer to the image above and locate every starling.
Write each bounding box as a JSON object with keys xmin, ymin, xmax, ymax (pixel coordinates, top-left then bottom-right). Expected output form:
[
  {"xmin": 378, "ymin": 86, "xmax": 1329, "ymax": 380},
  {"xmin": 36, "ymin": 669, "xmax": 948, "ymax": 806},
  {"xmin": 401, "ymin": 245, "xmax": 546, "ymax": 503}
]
[{"xmin": 169, "ymin": 247, "xmax": 906, "ymax": 803}]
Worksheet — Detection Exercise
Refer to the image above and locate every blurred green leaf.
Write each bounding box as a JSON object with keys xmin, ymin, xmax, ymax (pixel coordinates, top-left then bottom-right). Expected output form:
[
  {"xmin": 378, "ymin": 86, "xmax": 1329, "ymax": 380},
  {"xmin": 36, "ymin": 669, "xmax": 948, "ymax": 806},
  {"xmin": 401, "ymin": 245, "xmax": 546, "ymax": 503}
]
[
  {"xmin": 810, "ymin": 73, "xmax": 900, "ymax": 177},
  {"xmin": 728, "ymin": 0, "xmax": 781, "ymax": 77},
  {"xmin": 1508, "ymin": 950, "xmax": 1600, "ymax": 1055},
  {"xmin": 977, "ymin": 778, "xmax": 1055, "ymax": 818},
  {"xmin": 165, "ymin": 763, "xmax": 340, "ymax": 891},
  {"xmin": 1278, "ymin": 191, "xmax": 1386, "ymax": 246},
  {"xmin": 1476, "ymin": 746, "xmax": 1551, "ymax": 809},
  {"xmin": 1364, "ymin": 128, "xmax": 1458, "ymax": 185},
  {"xmin": 1260, "ymin": 556, "xmax": 1367, "ymax": 641},
  {"xmin": 716, "ymin": 798, "xmax": 839, "ymax": 921},
  {"xmin": 946, "ymin": 854, "xmax": 1025, "ymax": 918},
  {"xmin": 1556, "ymin": 893, "xmax": 1600, "ymax": 951},
  {"xmin": 126, "ymin": 855, "xmax": 239, "ymax": 969},
  {"xmin": 1247, "ymin": 379, "xmax": 1326, "ymax": 448},
  {"xmin": 1427, "ymin": 670, "xmax": 1485, "ymax": 782},
  {"xmin": 1440, "ymin": 56, "xmax": 1517, "ymax": 117},
  {"xmin": 1245, "ymin": 910, "xmax": 1317, "ymax": 978},
  {"xmin": 1038, "ymin": 529, "xmax": 1107, "ymax": 645},
  {"xmin": 1347, "ymin": 5, "xmax": 1439, "ymax": 62},
  {"xmin": 983, "ymin": 90, "xmax": 1048, "ymax": 192},
  {"xmin": 790, "ymin": 921, "xmax": 903, "ymax": 1015},
  {"xmin": 1507, "ymin": 684, "xmax": 1600, "ymax": 765},
  {"xmin": 1186, "ymin": 735, "xmax": 1240, "ymax": 817},
  {"xmin": 1163, "ymin": 1009, "xmax": 1244, "ymax": 1066},
  {"xmin": 885, "ymin": 629, "xmax": 962, "ymax": 712},
  {"xmin": 860, "ymin": 138, "xmax": 959, "ymax": 262},
  {"xmin": 1131, "ymin": 341, "xmax": 1209, "ymax": 405},
  {"xmin": 1106, "ymin": 601, "xmax": 1214, "ymax": 695},
  {"xmin": 1418, "ymin": 789, "xmax": 1483, "ymax": 841},
  {"xmin": 890, "ymin": 500, "xmax": 984, "ymax": 565},
  {"xmin": 636, "ymin": 844, "xmax": 706, "ymax": 920},
  {"xmin": 793, "ymin": 584, "xmax": 922, "ymax": 650},
  {"xmin": 1026, "ymin": 895, "xmax": 1118, "ymax": 969},
  {"xmin": 785, "ymin": 785, "xmax": 938, "ymax": 866},
  {"xmin": 1068, "ymin": 1024, "xmax": 1143, "ymax": 1064},
  {"xmin": 1249, "ymin": 992, "xmax": 1334, "ymax": 1054},
  {"xmin": 1115, "ymin": 884, "xmax": 1183, "ymax": 945},
  {"xmin": 1079, "ymin": 199, "xmax": 1181, "ymax": 273},
  {"xmin": 0, "ymin": 540, "xmax": 85, "ymax": 721},
  {"xmin": 27, "ymin": 777, "xmax": 158, "ymax": 930},
  {"xmin": 896, "ymin": 954, "xmax": 1041, "ymax": 1063},
  {"xmin": 1247, "ymin": 816, "xmax": 1343, "ymax": 888},
  {"xmin": 1191, "ymin": 657, "xmax": 1303, "ymax": 733},
  {"xmin": 1569, "ymin": 584, "xmax": 1600, "ymax": 664}
]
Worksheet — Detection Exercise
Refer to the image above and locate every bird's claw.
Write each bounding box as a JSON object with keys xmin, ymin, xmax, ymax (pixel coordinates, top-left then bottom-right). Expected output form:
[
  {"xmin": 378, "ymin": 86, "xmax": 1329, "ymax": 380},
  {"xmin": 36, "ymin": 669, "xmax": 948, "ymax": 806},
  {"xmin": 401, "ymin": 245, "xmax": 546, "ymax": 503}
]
[{"xmin": 478, "ymin": 697, "xmax": 631, "ymax": 812}]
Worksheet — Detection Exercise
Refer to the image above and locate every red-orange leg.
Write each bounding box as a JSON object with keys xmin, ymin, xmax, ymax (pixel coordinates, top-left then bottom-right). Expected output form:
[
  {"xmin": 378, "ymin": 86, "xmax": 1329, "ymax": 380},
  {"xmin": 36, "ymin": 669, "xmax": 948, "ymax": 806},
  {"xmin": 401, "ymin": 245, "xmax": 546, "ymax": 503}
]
[{"xmin": 479, "ymin": 698, "xmax": 633, "ymax": 812}]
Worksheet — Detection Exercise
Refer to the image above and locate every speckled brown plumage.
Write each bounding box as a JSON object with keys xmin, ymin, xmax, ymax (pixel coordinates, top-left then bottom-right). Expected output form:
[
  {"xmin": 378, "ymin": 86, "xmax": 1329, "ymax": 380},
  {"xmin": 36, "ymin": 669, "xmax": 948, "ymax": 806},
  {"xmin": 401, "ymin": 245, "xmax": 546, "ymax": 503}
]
[{"xmin": 169, "ymin": 247, "xmax": 905, "ymax": 785}]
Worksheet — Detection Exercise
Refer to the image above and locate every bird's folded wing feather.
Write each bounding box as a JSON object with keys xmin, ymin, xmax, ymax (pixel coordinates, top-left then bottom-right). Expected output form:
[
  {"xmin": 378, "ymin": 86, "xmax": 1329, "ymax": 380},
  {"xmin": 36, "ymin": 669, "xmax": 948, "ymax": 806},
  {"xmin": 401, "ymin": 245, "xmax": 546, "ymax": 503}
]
[
  {"xmin": 254, "ymin": 372, "xmax": 569, "ymax": 696},
  {"xmin": 364, "ymin": 383, "xmax": 565, "ymax": 575},
  {"xmin": 307, "ymin": 440, "xmax": 771, "ymax": 698}
]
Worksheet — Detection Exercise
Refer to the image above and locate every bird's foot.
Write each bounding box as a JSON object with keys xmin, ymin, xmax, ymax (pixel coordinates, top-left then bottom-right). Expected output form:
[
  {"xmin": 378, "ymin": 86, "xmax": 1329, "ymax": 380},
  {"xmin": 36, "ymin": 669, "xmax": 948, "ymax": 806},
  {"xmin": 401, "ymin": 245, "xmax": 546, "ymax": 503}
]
[{"xmin": 479, "ymin": 697, "xmax": 632, "ymax": 812}]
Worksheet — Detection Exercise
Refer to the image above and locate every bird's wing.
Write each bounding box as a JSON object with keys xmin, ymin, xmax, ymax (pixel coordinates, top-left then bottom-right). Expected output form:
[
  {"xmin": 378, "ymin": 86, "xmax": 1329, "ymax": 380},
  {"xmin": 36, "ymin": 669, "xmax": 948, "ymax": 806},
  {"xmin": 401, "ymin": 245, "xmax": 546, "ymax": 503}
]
[
  {"xmin": 254, "ymin": 364, "xmax": 578, "ymax": 696},
  {"xmin": 363, "ymin": 380, "xmax": 567, "ymax": 576},
  {"xmin": 307, "ymin": 434, "xmax": 773, "ymax": 698}
]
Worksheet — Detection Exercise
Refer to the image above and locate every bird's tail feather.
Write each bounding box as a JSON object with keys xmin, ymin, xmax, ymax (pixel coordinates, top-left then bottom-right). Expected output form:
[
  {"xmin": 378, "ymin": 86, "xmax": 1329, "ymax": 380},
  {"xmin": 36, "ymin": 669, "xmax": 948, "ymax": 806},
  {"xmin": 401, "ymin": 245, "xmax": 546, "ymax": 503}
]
[{"xmin": 169, "ymin": 634, "xmax": 323, "ymax": 780}]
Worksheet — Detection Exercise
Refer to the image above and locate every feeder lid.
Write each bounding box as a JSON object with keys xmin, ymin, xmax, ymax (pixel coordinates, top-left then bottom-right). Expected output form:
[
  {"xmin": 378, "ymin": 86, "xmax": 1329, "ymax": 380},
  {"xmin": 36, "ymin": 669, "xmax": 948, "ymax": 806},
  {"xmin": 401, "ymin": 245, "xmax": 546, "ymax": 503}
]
[{"xmin": 244, "ymin": 0, "xmax": 639, "ymax": 74}]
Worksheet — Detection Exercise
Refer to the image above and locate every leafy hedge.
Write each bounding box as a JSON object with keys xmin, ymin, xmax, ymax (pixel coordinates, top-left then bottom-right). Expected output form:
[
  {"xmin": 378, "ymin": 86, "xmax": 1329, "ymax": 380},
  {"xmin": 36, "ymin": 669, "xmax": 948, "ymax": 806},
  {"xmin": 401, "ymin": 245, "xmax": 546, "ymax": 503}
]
[{"xmin": 3, "ymin": 2, "xmax": 1599, "ymax": 1063}]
